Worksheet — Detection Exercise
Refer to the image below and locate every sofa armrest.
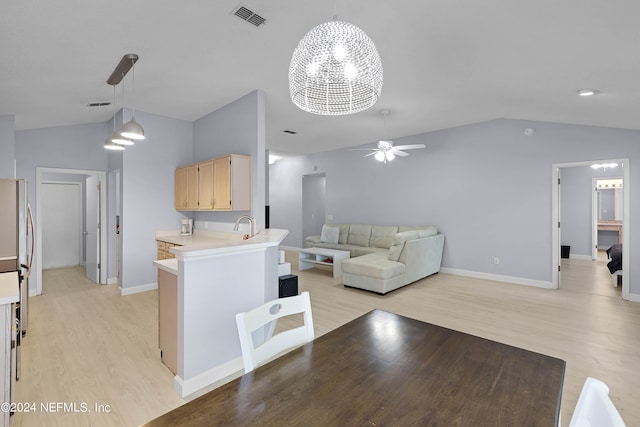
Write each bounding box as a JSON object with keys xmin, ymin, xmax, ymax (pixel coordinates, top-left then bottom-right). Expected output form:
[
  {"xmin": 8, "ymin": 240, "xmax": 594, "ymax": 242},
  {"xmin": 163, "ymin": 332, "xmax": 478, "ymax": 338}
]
[
  {"xmin": 399, "ymin": 233, "xmax": 445, "ymax": 283},
  {"xmin": 306, "ymin": 235, "xmax": 322, "ymax": 247}
]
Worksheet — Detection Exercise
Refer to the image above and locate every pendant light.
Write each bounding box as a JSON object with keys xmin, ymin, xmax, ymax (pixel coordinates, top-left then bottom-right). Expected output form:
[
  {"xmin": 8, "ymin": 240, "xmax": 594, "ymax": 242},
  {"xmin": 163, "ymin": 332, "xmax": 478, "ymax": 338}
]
[
  {"xmin": 120, "ymin": 55, "xmax": 145, "ymax": 140},
  {"xmin": 105, "ymin": 85, "xmax": 125, "ymax": 151},
  {"xmin": 112, "ymin": 76, "xmax": 134, "ymax": 146},
  {"xmin": 288, "ymin": 15, "xmax": 383, "ymax": 115}
]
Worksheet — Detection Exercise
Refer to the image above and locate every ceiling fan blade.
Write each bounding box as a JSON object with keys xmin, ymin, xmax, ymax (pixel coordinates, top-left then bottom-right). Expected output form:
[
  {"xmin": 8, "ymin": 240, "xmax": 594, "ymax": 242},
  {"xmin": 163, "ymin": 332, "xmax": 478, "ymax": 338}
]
[
  {"xmin": 363, "ymin": 151, "xmax": 378, "ymax": 157},
  {"xmin": 349, "ymin": 148, "xmax": 378, "ymax": 151},
  {"xmin": 393, "ymin": 144, "xmax": 426, "ymax": 150},
  {"xmin": 394, "ymin": 150, "xmax": 409, "ymax": 157}
]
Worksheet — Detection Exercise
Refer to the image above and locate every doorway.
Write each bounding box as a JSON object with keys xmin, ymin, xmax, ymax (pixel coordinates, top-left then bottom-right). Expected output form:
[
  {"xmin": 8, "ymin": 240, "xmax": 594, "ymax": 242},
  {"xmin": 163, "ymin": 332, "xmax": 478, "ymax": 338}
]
[
  {"xmin": 35, "ymin": 167, "xmax": 108, "ymax": 295},
  {"xmin": 41, "ymin": 182, "xmax": 82, "ymax": 269},
  {"xmin": 302, "ymin": 173, "xmax": 326, "ymax": 247},
  {"xmin": 551, "ymin": 159, "xmax": 630, "ymax": 299}
]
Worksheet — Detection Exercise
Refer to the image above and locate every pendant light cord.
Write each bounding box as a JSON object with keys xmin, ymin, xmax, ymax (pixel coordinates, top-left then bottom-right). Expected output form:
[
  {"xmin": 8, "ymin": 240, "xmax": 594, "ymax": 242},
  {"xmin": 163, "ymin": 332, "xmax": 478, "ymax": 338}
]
[
  {"xmin": 130, "ymin": 57, "xmax": 136, "ymax": 116},
  {"xmin": 112, "ymin": 85, "xmax": 117, "ymax": 132}
]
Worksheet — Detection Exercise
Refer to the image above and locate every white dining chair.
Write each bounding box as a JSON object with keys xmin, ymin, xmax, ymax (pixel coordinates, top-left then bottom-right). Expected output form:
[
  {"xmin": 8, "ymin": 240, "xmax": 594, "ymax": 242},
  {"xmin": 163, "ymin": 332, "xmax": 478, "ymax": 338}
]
[
  {"xmin": 235, "ymin": 291, "xmax": 314, "ymax": 373},
  {"xmin": 569, "ymin": 377, "xmax": 626, "ymax": 427}
]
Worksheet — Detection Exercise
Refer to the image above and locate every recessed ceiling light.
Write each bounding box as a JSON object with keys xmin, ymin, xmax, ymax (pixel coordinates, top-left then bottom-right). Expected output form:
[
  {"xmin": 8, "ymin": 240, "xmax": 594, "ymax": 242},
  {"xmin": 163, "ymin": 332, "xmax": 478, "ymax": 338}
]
[{"xmin": 578, "ymin": 89, "xmax": 599, "ymax": 97}]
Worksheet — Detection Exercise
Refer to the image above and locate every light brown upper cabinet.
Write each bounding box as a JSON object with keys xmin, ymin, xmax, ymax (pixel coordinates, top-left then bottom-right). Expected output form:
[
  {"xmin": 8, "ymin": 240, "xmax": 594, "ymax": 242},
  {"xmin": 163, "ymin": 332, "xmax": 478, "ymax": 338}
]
[
  {"xmin": 198, "ymin": 160, "xmax": 215, "ymax": 210},
  {"xmin": 175, "ymin": 164, "xmax": 205, "ymax": 211},
  {"xmin": 175, "ymin": 154, "xmax": 251, "ymax": 211},
  {"xmin": 174, "ymin": 167, "xmax": 188, "ymax": 210},
  {"xmin": 186, "ymin": 164, "xmax": 199, "ymax": 210}
]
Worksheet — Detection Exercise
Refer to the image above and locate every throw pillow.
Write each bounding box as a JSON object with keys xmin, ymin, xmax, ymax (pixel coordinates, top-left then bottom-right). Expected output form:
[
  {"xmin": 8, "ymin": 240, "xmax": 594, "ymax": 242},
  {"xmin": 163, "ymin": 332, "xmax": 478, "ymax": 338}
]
[{"xmin": 320, "ymin": 225, "xmax": 339, "ymax": 244}]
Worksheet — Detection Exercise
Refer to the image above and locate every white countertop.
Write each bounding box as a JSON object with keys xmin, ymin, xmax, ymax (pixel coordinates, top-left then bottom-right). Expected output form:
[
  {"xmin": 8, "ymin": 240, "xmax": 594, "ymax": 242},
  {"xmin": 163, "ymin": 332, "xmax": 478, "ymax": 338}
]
[
  {"xmin": 153, "ymin": 258, "xmax": 178, "ymax": 275},
  {"xmin": 155, "ymin": 229, "xmax": 247, "ymax": 246},
  {"xmin": 155, "ymin": 228, "xmax": 288, "ymax": 260},
  {"xmin": 0, "ymin": 271, "xmax": 20, "ymax": 305}
]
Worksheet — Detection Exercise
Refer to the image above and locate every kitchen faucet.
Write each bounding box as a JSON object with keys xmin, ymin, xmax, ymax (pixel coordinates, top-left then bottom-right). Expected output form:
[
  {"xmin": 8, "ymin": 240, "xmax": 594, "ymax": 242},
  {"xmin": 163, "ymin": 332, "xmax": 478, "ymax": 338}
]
[{"xmin": 234, "ymin": 215, "xmax": 256, "ymax": 238}]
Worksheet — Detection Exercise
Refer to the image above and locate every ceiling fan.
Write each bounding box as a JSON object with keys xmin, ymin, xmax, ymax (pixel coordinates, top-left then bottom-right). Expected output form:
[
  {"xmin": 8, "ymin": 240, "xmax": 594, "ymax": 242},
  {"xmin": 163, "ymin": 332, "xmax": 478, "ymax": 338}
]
[{"xmin": 352, "ymin": 111, "xmax": 425, "ymax": 163}]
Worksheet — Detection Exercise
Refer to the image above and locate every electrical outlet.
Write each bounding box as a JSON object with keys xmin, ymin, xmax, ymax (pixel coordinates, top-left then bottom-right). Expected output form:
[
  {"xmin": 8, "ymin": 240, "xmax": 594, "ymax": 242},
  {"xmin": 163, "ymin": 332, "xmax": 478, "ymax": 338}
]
[
  {"xmin": 327, "ymin": 214, "xmax": 334, "ymax": 221},
  {"xmin": 494, "ymin": 257, "xmax": 500, "ymax": 265}
]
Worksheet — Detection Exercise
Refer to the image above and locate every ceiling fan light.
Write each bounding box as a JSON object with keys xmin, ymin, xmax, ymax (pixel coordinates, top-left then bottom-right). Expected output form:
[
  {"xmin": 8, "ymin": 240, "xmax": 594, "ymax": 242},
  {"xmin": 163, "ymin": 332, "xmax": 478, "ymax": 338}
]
[
  {"xmin": 374, "ymin": 151, "xmax": 385, "ymax": 162},
  {"xmin": 120, "ymin": 117, "xmax": 145, "ymax": 140},
  {"xmin": 385, "ymin": 152, "xmax": 395, "ymax": 162}
]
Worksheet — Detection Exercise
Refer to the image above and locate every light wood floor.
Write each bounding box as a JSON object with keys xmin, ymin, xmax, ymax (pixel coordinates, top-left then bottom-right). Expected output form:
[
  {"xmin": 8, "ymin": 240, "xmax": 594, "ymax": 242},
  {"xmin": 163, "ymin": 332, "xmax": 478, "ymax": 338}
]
[{"xmin": 12, "ymin": 250, "xmax": 639, "ymax": 426}]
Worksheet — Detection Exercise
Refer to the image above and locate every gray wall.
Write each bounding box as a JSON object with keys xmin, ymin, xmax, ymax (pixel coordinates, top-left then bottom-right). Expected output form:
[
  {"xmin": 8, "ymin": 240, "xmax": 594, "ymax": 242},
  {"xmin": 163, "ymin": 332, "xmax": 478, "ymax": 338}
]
[
  {"xmin": 193, "ymin": 90, "xmax": 266, "ymax": 229},
  {"xmin": 12, "ymin": 93, "xmax": 265, "ymax": 294},
  {"xmin": 119, "ymin": 109, "xmax": 193, "ymax": 291},
  {"xmin": 0, "ymin": 115, "xmax": 15, "ymax": 178},
  {"xmin": 269, "ymin": 118, "xmax": 640, "ymax": 295},
  {"xmin": 15, "ymin": 122, "xmax": 110, "ymax": 293}
]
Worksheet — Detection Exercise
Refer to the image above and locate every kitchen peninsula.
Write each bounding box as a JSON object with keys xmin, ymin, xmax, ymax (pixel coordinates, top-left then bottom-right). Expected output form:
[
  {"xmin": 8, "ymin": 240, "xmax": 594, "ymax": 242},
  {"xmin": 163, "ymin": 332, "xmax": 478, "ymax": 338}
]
[{"xmin": 153, "ymin": 228, "xmax": 288, "ymax": 397}]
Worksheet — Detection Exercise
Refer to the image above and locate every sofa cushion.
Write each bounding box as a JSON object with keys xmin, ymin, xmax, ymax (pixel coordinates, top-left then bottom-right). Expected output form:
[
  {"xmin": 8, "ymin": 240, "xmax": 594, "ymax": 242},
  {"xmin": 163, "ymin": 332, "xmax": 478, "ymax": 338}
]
[
  {"xmin": 347, "ymin": 224, "xmax": 372, "ymax": 247},
  {"xmin": 342, "ymin": 253, "xmax": 405, "ymax": 280},
  {"xmin": 369, "ymin": 225, "xmax": 399, "ymax": 249},
  {"xmin": 388, "ymin": 230, "xmax": 421, "ymax": 261},
  {"xmin": 418, "ymin": 226, "xmax": 438, "ymax": 238},
  {"xmin": 335, "ymin": 224, "xmax": 350, "ymax": 244},
  {"xmin": 320, "ymin": 225, "xmax": 340, "ymax": 244},
  {"xmin": 399, "ymin": 225, "xmax": 438, "ymax": 235}
]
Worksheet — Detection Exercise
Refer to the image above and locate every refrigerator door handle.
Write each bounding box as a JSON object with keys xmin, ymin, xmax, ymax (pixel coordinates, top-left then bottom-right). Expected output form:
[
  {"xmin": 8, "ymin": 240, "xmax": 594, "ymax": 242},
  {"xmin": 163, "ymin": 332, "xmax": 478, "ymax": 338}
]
[{"xmin": 27, "ymin": 204, "xmax": 34, "ymax": 276}]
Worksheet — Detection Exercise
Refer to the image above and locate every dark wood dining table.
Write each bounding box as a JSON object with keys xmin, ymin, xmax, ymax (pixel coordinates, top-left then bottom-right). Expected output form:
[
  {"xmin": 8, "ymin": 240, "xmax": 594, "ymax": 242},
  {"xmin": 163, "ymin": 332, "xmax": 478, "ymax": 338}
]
[{"xmin": 142, "ymin": 309, "xmax": 565, "ymax": 426}]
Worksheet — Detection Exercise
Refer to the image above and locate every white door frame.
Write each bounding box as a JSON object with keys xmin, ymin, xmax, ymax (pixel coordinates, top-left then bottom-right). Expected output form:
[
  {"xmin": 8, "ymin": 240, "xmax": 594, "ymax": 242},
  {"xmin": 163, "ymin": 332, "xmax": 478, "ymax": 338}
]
[
  {"xmin": 551, "ymin": 159, "xmax": 630, "ymax": 299},
  {"xmin": 35, "ymin": 167, "xmax": 108, "ymax": 295}
]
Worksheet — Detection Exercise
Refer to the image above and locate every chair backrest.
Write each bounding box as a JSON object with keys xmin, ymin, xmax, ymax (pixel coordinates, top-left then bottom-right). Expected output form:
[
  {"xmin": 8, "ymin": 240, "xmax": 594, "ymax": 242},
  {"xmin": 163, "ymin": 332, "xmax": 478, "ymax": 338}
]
[
  {"xmin": 235, "ymin": 291, "xmax": 314, "ymax": 373},
  {"xmin": 569, "ymin": 377, "xmax": 626, "ymax": 427}
]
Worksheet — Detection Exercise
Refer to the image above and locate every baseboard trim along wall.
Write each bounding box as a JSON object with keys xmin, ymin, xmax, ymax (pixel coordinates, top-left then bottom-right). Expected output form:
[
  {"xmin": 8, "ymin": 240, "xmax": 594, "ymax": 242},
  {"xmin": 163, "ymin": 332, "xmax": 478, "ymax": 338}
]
[
  {"xmin": 283, "ymin": 246, "xmax": 598, "ymax": 291},
  {"xmin": 439, "ymin": 267, "xmax": 554, "ymax": 289},
  {"xmin": 628, "ymin": 292, "xmax": 640, "ymax": 303},
  {"xmin": 120, "ymin": 282, "xmax": 158, "ymax": 296},
  {"xmin": 174, "ymin": 357, "xmax": 244, "ymax": 398}
]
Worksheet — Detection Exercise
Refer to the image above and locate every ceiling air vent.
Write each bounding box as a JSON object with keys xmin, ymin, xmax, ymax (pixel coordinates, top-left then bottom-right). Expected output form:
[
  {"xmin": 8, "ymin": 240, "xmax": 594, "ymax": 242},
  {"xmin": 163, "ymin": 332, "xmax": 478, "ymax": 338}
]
[
  {"xmin": 87, "ymin": 102, "xmax": 111, "ymax": 107},
  {"xmin": 232, "ymin": 5, "xmax": 266, "ymax": 27}
]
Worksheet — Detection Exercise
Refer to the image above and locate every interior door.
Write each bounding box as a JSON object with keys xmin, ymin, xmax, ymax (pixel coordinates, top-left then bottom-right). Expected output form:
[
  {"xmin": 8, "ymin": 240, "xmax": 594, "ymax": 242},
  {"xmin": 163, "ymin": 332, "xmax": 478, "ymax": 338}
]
[
  {"xmin": 42, "ymin": 182, "xmax": 81, "ymax": 269},
  {"xmin": 85, "ymin": 175, "xmax": 100, "ymax": 283}
]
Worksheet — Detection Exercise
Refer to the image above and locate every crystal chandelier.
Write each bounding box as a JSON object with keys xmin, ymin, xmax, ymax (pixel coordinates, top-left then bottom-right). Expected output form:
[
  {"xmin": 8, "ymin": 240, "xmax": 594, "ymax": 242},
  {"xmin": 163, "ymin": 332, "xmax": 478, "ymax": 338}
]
[{"xmin": 288, "ymin": 19, "xmax": 383, "ymax": 115}]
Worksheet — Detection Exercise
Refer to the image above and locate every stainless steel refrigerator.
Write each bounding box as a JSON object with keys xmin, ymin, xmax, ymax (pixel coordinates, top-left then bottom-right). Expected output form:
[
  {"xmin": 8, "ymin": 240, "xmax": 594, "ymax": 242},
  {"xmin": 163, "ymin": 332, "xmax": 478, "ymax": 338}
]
[{"xmin": 0, "ymin": 179, "xmax": 34, "ymax": 386}]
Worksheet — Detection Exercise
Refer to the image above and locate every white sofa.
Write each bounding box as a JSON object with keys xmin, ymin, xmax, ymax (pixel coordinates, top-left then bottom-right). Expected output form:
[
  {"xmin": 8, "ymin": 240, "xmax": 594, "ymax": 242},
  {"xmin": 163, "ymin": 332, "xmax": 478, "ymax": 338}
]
[{"xmin": 305, "ymin": 223, "xmax": 445, "ymax": 294}]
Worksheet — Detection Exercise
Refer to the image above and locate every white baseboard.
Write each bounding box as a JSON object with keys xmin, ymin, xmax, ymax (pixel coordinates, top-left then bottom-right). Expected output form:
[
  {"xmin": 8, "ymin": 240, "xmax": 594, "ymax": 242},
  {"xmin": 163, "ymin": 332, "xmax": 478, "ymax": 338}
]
[
  {"xmin": 120, "ymin": 282, "xmax": 157, "ymax": 296},
  {"xmin": 627, "ymin": 292, "xmax": 640, "ymax": 302},
  {"xmin": 107, "ymin": 277, "xmax": 118, "ymax": 285},
  {"xmin": 173, "ymin": 357, "xmax": 244, "ymax": 398},
  {"xmin": 440, "ymin": 267, "xmax": 553, "ymax": 289}
]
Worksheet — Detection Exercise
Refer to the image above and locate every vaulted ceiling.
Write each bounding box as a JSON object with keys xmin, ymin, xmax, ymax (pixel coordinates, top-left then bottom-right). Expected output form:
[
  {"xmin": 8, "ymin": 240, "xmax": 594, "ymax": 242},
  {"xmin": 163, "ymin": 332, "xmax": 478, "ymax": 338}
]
[{"xmin": 2, "ymin": 1, "xmax": 639, "ymax": 155}]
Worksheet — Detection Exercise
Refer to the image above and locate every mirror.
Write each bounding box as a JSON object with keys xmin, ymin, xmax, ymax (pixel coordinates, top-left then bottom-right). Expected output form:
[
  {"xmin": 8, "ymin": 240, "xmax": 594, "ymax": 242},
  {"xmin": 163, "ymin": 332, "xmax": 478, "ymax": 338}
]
[{"xmin": 597, "ymin": 185, "xmax": 623, "ymax": 221}]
